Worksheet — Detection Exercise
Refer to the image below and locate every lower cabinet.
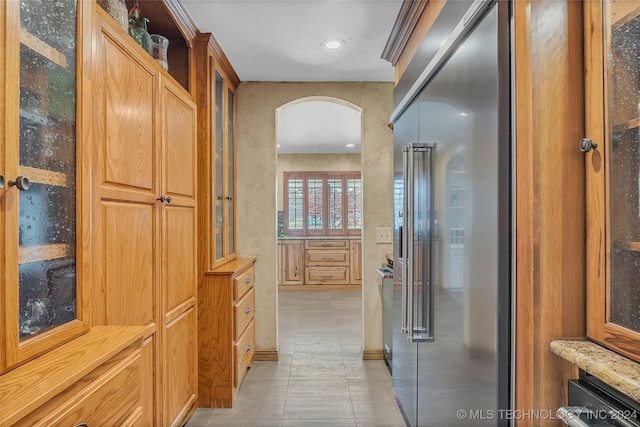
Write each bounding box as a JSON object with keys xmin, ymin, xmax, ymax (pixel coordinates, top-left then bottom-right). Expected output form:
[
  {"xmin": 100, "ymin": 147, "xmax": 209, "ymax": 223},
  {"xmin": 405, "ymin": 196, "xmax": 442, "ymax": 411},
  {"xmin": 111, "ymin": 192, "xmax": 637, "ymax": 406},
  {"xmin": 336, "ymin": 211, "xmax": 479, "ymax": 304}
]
[
  {"xmin": 278, "ymin": 239, "xmax": 362, "ymax": 286},
  {"xmin": 198, "ymin": 258, "xmax": 257, "ymax": 407},
  {"xmin": 0, "ymin": 327, "xmax": 147, "ymax": 426}
]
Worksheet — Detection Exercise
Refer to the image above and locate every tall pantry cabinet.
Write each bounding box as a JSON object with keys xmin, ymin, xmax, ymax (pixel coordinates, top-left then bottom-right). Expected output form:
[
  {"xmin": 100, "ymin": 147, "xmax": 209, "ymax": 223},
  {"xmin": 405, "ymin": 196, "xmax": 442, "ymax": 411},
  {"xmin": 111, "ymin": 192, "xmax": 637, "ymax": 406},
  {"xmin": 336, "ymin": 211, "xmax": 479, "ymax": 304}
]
[
  {"xmin": 0, "ymin": 1, "xmax": 147, "ymax": 425},
  {"xmin": 90, "ymin": 4, "xmax": 198, "ymax": 426}
]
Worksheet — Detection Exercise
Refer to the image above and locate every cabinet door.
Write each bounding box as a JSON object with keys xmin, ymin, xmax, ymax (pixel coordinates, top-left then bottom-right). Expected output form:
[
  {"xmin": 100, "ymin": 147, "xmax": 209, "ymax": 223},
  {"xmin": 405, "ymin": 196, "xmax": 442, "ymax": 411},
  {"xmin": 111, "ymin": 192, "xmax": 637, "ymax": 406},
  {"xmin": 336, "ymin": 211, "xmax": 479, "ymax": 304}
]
[
  {"xmin": 585, "ymin": 1, "xmax": 640, "ymax": 360},
  {"xmin": 161, "ymin": 78, "xmax": 197, "ymax": 425},
  {"xmin": 211, "ymin": 68, "xmax": 237, "ymax": 267},
  {"xmin": 2, "ymin": 0, "xmax": 86, "ymax": 371},
  {"xmin": 280, "ymin": 240, "xmax": 304, "ymax": 285},
  {"xmin": 350, "ymin": 240, "xmax": 362, "ymax": 284}
]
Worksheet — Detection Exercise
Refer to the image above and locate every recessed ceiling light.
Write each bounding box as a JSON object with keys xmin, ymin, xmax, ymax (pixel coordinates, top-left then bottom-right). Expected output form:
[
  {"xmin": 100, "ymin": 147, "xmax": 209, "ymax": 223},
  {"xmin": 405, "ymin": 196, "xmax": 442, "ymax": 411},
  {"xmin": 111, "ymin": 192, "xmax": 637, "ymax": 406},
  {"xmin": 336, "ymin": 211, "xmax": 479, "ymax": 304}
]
[
  {"xmin": 460, "ymin": 112, "xmax": 468, "ymax": 116},
  {"xmin": 322, "ymin": 39, "xmax": 345, "ymax": 52},
  {"xmin": 318, "ymin": 144, "xmax": 327, "ymax": 148},
  {"xmin": 346, "ymin": 144, "xmax": 355, "ymax": 148}
]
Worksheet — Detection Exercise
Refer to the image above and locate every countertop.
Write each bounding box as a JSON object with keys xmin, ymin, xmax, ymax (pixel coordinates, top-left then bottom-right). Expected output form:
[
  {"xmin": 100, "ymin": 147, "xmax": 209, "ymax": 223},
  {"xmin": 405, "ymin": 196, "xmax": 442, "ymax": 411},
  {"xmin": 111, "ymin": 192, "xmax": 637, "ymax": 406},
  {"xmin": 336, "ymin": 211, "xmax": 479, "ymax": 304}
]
[
  {"xmin": 278, "ymin": 235, "xmax": 361, "ymax": 240},
  {"xmin": 549, "ymin": 339, "xmax": 640, "ymax": 402}
]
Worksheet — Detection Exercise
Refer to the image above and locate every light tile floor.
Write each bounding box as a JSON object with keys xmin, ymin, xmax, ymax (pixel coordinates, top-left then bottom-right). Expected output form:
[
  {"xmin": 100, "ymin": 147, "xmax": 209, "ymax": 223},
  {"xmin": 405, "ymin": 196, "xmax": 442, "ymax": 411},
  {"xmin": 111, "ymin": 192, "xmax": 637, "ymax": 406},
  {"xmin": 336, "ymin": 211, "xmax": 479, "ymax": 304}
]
[{"xmin": 186, "ymin": 290, "xmax": 406, "ymax": 427}]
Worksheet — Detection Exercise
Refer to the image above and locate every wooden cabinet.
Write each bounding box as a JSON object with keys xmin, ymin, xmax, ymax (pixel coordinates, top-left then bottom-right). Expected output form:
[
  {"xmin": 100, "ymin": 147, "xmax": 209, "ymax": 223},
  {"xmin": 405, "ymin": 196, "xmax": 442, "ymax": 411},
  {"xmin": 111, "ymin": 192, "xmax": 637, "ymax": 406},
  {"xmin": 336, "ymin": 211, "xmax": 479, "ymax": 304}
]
[
  {"xmin": 304, "ymin": 240, "xmax": 351, "ymax": 285},
  {"xmin": 278, "ymin": 239, "xmax": 362, "ymax": 286},
  {"xmin": 0, "ymin": 326, "xmax": 147, "ymax": 426},
  {"xmin": 91, "ymin": 6, "xmax": 197, "ymax": 425},
  {"xmin": 0, "ymin": 0, "xmax": 90, "ymax": 374},
  {"xmin": 585, "ymin": 1, "xmax": 640, "ymax": 362},
  {"xmin": 195, "ymin": 33, "xmax": 240, "ymax": 269},
  {"xmin": 350, "ymin": 240, "xmax": 362, "ymax": 284},
  {"xmin": 278, "ymin": 240, "xmax": 304, "ymax": 285},
  {"xmin": 198, "ymin": 257, "xmax": 256, "ymax": 407}
]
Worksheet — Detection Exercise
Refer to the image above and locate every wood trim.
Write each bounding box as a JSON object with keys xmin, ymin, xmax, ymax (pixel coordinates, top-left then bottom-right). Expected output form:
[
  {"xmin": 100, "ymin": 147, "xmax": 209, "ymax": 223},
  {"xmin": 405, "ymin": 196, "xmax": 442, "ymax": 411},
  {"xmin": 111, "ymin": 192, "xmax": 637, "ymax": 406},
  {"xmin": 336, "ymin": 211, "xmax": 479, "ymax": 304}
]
[
  {"xmin": 201, "ymin": 31, "xmax": 240, "ymax": 87},
  {"xmin": 362, "ymin": 349, "xmax": 384, "ymax": 360},
  {"xmin": 254, "ymin": 350, "xmax": 278, "ymax": 361},
  {"xmin": 381, "ymin": 0, "xmax": 428, "ymax": 66},
  {"xmin": 395, "ymin": 0, "xmax": 448, "ymax": 84},
  {"xmin": 162, "ymin": 0, "xmax": 198, "ymax": 45},
  {"xmin": 514, "ymin": 1, "xmax": 586, "ymax": 423}
]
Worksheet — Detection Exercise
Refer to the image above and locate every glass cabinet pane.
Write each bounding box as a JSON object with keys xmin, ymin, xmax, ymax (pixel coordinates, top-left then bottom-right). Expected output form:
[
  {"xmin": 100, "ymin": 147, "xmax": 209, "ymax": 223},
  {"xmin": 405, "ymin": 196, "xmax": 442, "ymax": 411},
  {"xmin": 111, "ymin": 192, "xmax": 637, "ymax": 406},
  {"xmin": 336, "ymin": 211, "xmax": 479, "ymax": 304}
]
[
  {"xmin": 287, "ymin": 178, "xmax": 304, "ymax": 231},
  {"xmin": 605, "ymin": 3, "xmax": 640, "ymax": 333},
  {"xmin": 18, "ymin": 0, "xmax": 77, "ymax": 339},
  {"xmin": 227, "ymin": 88, "xmax": 235, "ymax": 256},
  {"xmin": 214, "ymin": 71, "xmax": 223, "ymax": 260}
]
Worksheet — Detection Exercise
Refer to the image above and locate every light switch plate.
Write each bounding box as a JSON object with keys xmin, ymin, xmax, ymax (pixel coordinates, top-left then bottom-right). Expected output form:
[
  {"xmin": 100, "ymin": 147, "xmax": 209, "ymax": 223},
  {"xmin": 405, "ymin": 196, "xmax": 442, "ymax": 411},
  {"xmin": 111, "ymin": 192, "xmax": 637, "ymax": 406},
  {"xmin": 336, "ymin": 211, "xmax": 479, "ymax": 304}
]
[{"xmin": 376, "ymin": 226, "xmax": 392, "ymax": 244}]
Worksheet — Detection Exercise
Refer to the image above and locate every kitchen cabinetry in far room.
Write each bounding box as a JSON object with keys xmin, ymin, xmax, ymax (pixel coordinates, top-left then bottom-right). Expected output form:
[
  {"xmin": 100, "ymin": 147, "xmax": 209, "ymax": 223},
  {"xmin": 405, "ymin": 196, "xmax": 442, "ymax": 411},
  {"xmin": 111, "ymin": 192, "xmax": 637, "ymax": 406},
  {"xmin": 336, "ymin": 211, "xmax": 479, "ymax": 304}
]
[
  {"xmin": 198, "ymin": 257, "xmax": 256, "ymax": 408},
  {"xmin": 350, "ymin": 239, "xmax": 362, "ymax": 284},
  {"xmin": 195, "ymin": 33, "xmax": 239, "ymax": 270},
  {"xmin": 304, "ymin": 240, "xmax": 350, "ymax": 285},
  {"xmin": 279, "ymin": 240, "xmax": 304, "ymax": 285},
  {"xmin": 91, "ymin": 5, "xmax": 197, "ymax": 425},
  {"xmin": 585, "ymin": 1, "xmax": 640, "ymax": 362}
]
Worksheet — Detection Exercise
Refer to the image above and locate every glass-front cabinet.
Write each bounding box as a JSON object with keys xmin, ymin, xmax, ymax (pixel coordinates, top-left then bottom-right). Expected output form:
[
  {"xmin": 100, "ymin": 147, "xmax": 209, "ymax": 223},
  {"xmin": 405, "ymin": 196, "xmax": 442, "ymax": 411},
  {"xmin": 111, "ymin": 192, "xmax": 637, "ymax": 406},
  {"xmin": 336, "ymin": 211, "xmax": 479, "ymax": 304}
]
[
  {"xmin": 212, "ymin": 67, "xmax": 237, "ymax": 267},
  {"xmin": 2, "ymin": 0, "xmax": 86, "ymax": 372},
  {"xmin": 585, "ymin": 1, "xmax": 640, "ymax": 361}
]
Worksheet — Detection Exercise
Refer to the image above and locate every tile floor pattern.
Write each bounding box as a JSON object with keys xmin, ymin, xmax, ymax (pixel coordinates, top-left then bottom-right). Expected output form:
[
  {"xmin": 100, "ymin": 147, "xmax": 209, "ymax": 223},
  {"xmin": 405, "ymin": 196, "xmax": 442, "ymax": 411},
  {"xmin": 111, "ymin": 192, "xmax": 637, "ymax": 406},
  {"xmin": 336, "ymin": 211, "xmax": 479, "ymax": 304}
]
[{"xmin": 186, "ymin": 290, "xmax": 407, "ymax": 427}]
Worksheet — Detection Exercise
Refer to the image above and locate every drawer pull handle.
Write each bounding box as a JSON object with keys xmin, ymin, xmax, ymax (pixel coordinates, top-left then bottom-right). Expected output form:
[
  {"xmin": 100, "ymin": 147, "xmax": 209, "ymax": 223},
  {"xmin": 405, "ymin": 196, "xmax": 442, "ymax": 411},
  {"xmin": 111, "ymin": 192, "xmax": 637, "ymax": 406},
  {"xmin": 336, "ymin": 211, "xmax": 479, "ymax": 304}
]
[
  {"xmin": 245, "ymin": 307, "xmax": 252, "ymax": 314},
  {"xmin": 245, "ymin": 344, "xmax": 252, "ymax": 352},
  {"xmin": 75, "ymin": 424, "xmax": 89, "ymax": 427},
  {"xmin": 245, "ymin": 278, "xmax": 251, "ymax": 285}
]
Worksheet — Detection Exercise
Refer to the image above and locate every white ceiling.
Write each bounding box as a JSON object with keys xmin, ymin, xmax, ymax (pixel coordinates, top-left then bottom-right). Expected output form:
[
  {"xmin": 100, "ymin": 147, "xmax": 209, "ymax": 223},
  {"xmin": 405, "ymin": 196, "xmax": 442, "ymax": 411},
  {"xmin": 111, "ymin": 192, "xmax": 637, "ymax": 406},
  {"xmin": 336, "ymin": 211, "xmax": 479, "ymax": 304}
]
[{"xmin": 181, "ymin": 0, "xmax": 402, "ymax": 153}]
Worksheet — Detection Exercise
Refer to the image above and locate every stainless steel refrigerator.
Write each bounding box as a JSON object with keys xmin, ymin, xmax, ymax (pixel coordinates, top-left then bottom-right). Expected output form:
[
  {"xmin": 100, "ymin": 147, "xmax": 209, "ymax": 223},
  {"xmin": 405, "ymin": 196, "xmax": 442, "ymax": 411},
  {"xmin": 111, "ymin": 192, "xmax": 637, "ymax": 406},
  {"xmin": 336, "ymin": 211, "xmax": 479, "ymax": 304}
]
[{"xmin": 389, "ymin": 1, "xmax": 511, "ymax": 426}]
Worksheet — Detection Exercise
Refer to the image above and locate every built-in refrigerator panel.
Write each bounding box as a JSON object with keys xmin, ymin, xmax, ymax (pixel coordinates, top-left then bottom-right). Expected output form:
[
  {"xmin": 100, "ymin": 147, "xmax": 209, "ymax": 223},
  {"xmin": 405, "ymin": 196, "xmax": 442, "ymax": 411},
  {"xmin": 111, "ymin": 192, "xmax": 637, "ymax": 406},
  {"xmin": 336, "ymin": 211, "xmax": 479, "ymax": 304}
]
[{"xmin": 391, "ymin": 1, "xmax": 510, "ymax": 426}]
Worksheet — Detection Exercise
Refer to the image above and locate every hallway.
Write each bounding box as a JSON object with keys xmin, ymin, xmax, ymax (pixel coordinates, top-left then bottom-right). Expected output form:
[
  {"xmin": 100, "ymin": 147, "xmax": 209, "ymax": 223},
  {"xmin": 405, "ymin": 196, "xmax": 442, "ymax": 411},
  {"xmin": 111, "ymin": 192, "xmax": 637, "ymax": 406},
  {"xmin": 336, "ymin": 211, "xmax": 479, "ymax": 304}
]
[{"xmin": 187, "ymin": 290, "xmax": 405, "ymax": 426}]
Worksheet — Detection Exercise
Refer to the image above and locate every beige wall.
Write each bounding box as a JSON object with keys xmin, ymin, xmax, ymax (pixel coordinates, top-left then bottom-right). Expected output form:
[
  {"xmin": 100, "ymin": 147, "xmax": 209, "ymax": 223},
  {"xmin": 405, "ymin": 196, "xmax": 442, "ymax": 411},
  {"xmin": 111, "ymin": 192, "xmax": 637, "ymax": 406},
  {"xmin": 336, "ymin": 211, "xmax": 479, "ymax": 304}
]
[
  {"xmin": 236, "ymin": 82, "xmax": 394, "ymax": 354},
  {"xmin": 276, "ymin": 153, "xmax": 361, "ymax": 211}
]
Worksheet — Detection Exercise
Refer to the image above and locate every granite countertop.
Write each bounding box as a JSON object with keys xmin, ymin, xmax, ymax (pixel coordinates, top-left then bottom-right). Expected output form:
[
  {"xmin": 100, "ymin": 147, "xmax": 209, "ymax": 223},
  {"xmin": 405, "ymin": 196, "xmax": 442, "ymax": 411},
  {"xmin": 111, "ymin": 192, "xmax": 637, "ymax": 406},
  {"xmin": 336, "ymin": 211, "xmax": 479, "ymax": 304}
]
[
  {"xmin": 278, "ymin": 235, "xmax": 361, "ymax": 240},
  {"xmin": 549, "ymin": 339, "xmax": 640, "ymax": 402}
]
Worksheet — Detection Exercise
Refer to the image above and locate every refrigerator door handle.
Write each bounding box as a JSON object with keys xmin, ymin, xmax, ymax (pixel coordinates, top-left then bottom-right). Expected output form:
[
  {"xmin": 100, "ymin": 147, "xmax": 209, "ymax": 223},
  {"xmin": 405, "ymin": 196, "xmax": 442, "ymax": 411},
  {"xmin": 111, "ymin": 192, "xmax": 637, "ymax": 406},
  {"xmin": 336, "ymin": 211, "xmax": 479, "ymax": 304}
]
[
  {"xmin": 408, "ymin": 144, "xmax": 435, "ymax": 343},
  {"xmin": 405, "ymin": 145, "xmax": 415, "ymax": 342},
  {"xmin": 401, "ymin": 146, "xmax": 410, "ymax": 334}
]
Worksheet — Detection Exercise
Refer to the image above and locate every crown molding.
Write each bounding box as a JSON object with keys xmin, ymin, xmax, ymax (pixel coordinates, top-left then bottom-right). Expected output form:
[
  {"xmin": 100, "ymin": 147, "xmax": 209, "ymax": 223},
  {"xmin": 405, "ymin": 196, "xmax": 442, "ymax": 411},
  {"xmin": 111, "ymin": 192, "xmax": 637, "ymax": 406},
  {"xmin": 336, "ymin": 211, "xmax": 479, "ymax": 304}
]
[{"xmin": 381, "ymin": 0, "xmax": 428, "ymax": 66}]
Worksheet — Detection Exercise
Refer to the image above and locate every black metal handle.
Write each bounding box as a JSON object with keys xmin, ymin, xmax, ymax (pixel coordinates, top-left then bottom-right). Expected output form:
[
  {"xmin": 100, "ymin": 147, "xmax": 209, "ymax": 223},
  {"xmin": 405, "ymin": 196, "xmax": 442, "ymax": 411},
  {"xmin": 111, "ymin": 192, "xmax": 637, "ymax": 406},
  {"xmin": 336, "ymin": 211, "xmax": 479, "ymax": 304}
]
[
  {"xmin": 9, "ymin": 176, "xmax": 30, "ymax": 191},
  {"xmin": 0, "ymin": 175, "xmax": 4, "ymax": 189},
  {"xmin": 166, "ymin": 196, "xmax": 172, "ymax": 204},
  {"xmin": 156, "ymin": 195, "xmax": 172, "ymax": 204},
  {"xmin": 225, "ymin": 196, "xmax": 233, "ymax": 201},
  {"xmin": 580, "ymin": 138, "xmax": 598, "ymax": 152}
]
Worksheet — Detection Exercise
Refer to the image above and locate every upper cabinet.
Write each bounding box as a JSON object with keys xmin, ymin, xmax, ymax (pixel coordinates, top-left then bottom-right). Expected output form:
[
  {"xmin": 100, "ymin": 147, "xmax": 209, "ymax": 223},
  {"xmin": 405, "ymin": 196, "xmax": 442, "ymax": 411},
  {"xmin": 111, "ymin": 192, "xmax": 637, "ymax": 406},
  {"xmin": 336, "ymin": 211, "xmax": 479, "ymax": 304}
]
[
  {"xmin": 1, "ymin": 0, "xmax": 90, "ymax": 373},
  {"xmin": 195, "ymin": 33, "xmax": 240, "ymax": 269},
  {"xmin": 585, "ymin": 1, "xmax": 640, "ymax": 361}
]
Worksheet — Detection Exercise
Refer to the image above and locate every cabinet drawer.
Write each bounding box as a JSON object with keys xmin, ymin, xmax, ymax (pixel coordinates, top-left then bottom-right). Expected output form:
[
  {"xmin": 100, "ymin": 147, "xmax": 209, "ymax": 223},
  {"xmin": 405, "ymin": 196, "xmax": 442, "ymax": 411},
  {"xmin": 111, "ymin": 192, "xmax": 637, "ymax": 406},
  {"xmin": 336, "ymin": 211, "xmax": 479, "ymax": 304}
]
[
  {"xmin": 305, "ymin": 239, "xmax": 349, "ymax": 249},
  {"xmin": 305, "ymin": 249, "xmax": 349, "ymax": 266},
  {"xmin": 234, "ymin": 319, "xmax": 255, "ymax": 387},
  {"xmin": 28, "ymin": 349, "xmax": 142, "ymax": 426},
  {"xmin": 234, "ymin": 287, "xmax": 255, "ymax": 339},
  {"xmin": 305, "ymin": 267, "xmax": 350, "ymax": 285},
  {"xmin": 233, "ymin": 266, "xmax": 255, "ymax": 301}
]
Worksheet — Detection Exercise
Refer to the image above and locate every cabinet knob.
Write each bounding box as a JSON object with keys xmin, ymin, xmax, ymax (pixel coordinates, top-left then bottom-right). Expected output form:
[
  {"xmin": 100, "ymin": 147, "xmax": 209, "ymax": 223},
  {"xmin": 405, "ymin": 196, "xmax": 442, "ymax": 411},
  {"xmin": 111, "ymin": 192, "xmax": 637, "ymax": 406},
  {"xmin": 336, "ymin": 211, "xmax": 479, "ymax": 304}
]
[
  {"xmin": 245, "ymin": 307, "xmax": 252, "ymax": 314},
  {"xmin": 156, "ymin": 195, "xmax": 172, "ymax": 204},
  {"xmin": 579, "ymin": 138, "xmax": 598, "ymax": 153},
  {"xmin": 245, "ymin": 278, "xmax": 251, "ymax": 285},
  {"xmin": 245, "ymin": 344, "xmax": 252, "ymax": 352},
  {"xmin": 9, "ymin": 176, "xmax": 30, "ymax": 191},
  {"xmin": 225, "ymin": 196, "xmax": 233, "ymax": 201},
  {"xmin": 0, "ymin": 175, "xmax": 4, "ymax": 189}
]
